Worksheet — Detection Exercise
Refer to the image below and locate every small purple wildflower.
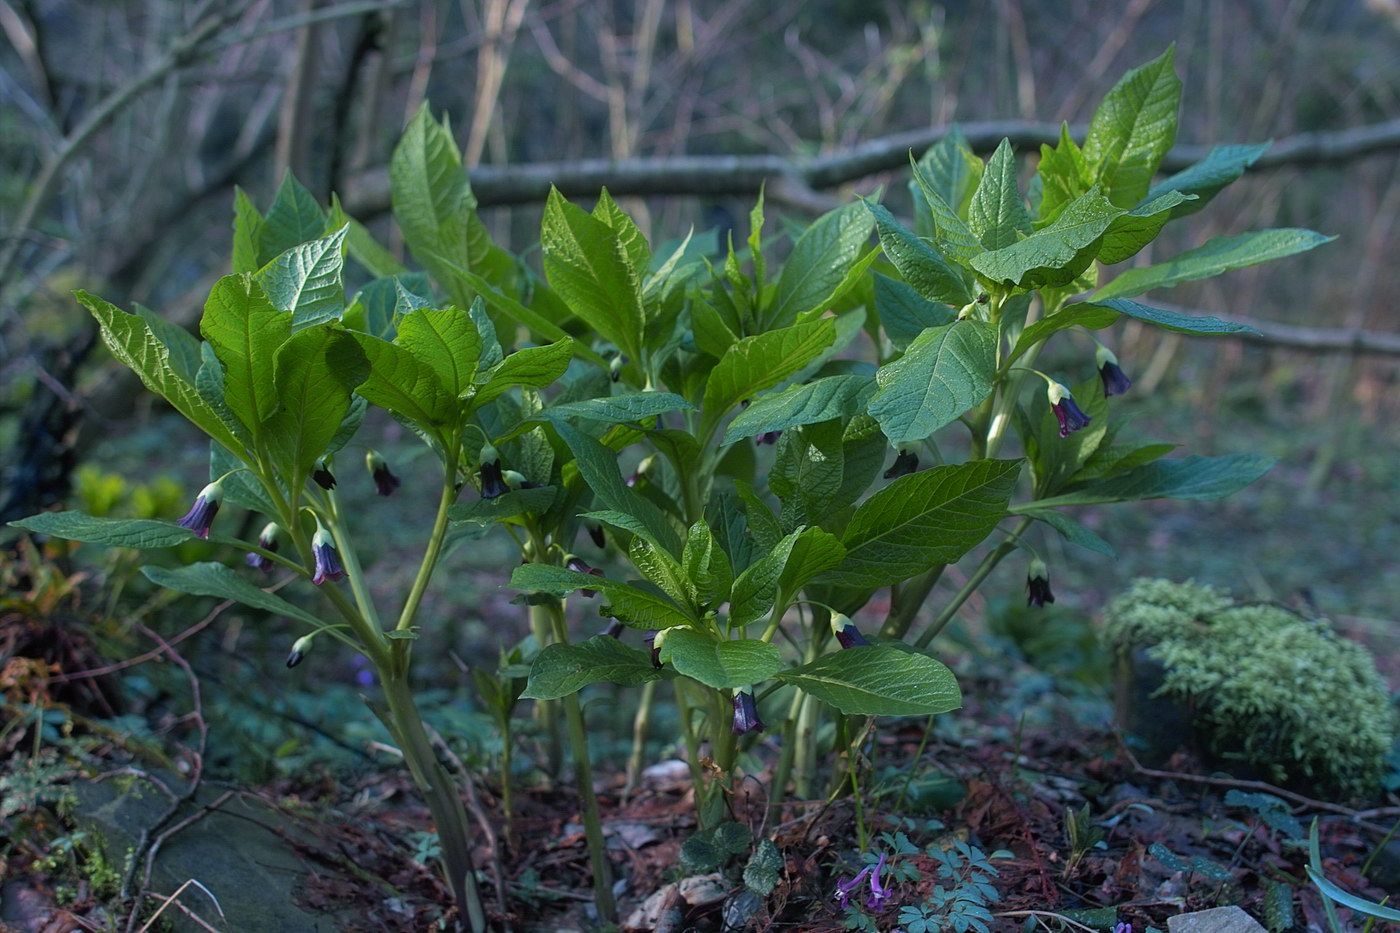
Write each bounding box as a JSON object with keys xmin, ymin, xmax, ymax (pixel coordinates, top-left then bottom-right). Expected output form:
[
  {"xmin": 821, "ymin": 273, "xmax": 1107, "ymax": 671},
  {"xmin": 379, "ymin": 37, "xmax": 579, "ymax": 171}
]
[
  {"xmin": 866, "ymin": 853, "xmax": 891, "ymax": 913},
  {"xmin": 566, "ymin": 556, "xmax": 605, "ymax": 598},
  {"xmin": 883, "ymin": 448, "xmax": 919, "ymax": 479},
  {"xmin": 587, "ymin": 524, "xmax": 607, "ymax": 549},
  {"xmin": 176, "ymin": 482, "xmax": 223, "ymax": 538},
  {"xmin": 312, "ymin": 460, "xmax": 337, "ymax": 490},
  {"xmin": 1096, "ymin": 345, "xmax": 1132, "ymax": 397},
  {"xmin": 600, "ymin": 619, "xmax": 626, "ymax": 639},
  {"xmin": 732, "ymin": 689, "xmax": 764, "ymax": 735},
  {"xmin": 1026, "ymin": 557, "xmax": 1055, "ymax": 607},
  {"xmin": 831, "ymin": 612, "xmax": 870, "ymax": 649},
  {"xmin": 755, "ymin": 430, "xmax": 782, "ymax": 446},
  {"xmin": 244, "ymin": 522, "xmax": 280, "ymax": 573},
  {"xmin": 286, "ymin": 634, "xmax": 314, "ymax": 669},
  {"xmin": 310, "ymin": 526, "xmax": 346, "ymax": 586},
  {"xmin": 1048, "ymin": 381, "xmax": 1092, "ymax": 438},
  {"xmin": 833, "ymin": 865, "xmax": 872, "ymax": 910},
  {"xmin": 643, "ymin": 631, "xmax": 662, "ymax": 669},
  {"xmin": 365, "ymin": 450, "xmax": 400, "ymax": 496}
]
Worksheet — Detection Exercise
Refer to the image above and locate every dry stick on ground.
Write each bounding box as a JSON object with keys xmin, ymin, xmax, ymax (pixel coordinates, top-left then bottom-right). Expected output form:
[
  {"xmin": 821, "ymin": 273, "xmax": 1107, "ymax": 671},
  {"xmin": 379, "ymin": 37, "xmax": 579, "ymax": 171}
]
[{"xmin": 1117, "ymin": 735, "xmax": 1400, "ymax": 827}]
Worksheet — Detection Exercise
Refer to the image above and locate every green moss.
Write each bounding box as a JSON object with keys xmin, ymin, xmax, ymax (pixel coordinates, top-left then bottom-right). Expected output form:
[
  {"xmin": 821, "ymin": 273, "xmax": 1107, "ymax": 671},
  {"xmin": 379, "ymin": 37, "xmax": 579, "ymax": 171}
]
[{"xmin": 1102, "ymin": 579, "xmax": 1397, "ymax": 798}]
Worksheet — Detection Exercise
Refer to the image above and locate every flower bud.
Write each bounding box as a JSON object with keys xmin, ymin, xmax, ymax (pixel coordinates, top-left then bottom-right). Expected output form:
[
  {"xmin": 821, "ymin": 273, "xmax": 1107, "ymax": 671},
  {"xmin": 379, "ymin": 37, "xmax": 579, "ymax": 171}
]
[
  {"xmin": 830, "ymin": 612, "xmax": 870, "ymax": 649},
  {"xmin": 312, "ymin": 460, "xmax": 337, "ymax": 490},
  {"xmin": 311, "ymin": 525, "xmax": 346, "ymax": 586},
  {"xmin": 478, "ymin": 444, "xmax": 508, "ymax": 499},
  {"xmin": 609, "ymin": 354, "xmax": 627, "ymax": 383},
  {"xmin": 245, "ymin": 522, "xmax": 280, "ymax": 573},
  {"xmin": 754, "ymin": 431, "xmax": 782, "ymax": 446},
  {"xmin": 1095, "ymin": 344, "xmax": 1132, "ymax": 397},
  {"xmin": 1026, "ymin": 557, "xmax": 1055, "ymax": 607},
  {"xmin": 566, "ymin": 555, "xmax": 605, "ymax": 598},
  {"xmin": 883, "ymin": 447, "xmax": 919, "ymax": 480},
  {"xmin": 176, "ymin": 481, "xmax": 223, "ymax": 538},
  {"xmin": 365, "ymin": 449, "xmax": 400, "ymax": 496},
  {"xmin": 732, "ymin": 689, "xmax": 764, "ymax": 735},
  {"xmin": 286, "ymin": 634, "xmax": 314, "ymax": 669}
]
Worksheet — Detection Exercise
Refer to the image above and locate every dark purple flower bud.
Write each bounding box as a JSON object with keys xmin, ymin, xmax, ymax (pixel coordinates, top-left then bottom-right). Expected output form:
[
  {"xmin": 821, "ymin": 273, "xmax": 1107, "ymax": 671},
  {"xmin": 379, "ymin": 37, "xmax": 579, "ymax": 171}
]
[
  {"xmin": 176, "ymin": 482, "xmax": 223, "ymax": 538},
  {"xmin": 883, "ymin": 448, "xmax": 919, "ymax": 479},
  {"xmin": 830, "ymin": 613, "xmax": 870, "ymax": 649},
  {"xmin": 478, "ymin": 444, "xmax": 508, "ymax": 499},
  {"xmin": 755, "ymin": 431, "xmax": 782, "ymax": 446},
  {"xmin": 566, "ymin": 556, "xmax": 605, "ymax": 598},
  {"xmin": 834, "ymin": 865, "xmax": 872, "ymax": 910},
  {"xmin": 365, "ymin": 450, "xmax": 400, "ymax": 496},
  {"xmin": 286, "ymin": 634, "xmax": 314, "ymax": 669},
  {"xmin": 312, "ymin": 460, "xmax": 337, "ymax": 490},
  {"xmin": 865, "ymin": 853, "xmax": 891, "ymax": 913},
  {"xmin": 643, "ymin": 631, "xmax": 663, "ymax": 668},
  {"xmin": 600, "ymin": 619, "xmax": 626, "ymax": 639},
  {"xmin": 245, "ymin": 522, "xmax": 280, "ymax": 573},
  {"xmin": 609, "ymin": 354, "xmax": 627, "ymax": 383},
  {"xmin": 311, "ymin": 527, "xmax": 346, "ymax": 586},
  {"xmin": 625, "ymin": 455, "xmax": 654, "ymax": 489},
  {"xmin": 1096, "ymin": 345, "xmax": 1132, "ymax": 397},
  {"xmin": 588, "ymin": 524, "xmax": 607, "ymax": 549},
  {"xmin": 1026, "ymin": 558, "xmax": 1055, "ymax": 607},
  {"xmin": 732, "ymin": 689, "xmax": 764, "ymax": 735},
  {"xmin": 1048, "ymin": 381, "xmax": 1092, "ymax": 438},
  {"xmin": 1112, "ymin": 924, "xmax": 1132, "ymax": 933}
]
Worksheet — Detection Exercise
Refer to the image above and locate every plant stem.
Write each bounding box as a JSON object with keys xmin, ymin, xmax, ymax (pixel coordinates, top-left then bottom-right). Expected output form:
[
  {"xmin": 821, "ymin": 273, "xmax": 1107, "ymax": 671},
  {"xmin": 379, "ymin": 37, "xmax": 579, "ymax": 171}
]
[
  {"xmin": 538, "ymin": 599, "xmax": 616, "ymax": 921},
  {"xmin": 912, "ymin": 517, "xmax": 1031, "ymax": 650},
  {"xmin": 880, "ymin": 564, "xmax": 945, "ymax": 638},
  {"xmin": 766, "ymin": 689, "xmax": 805, "ymax": 824},
  {"xmin": 623, "ymin": 679, "xmax": 657, "ymax": 802},
  {"xmin": 381, "ymin": 673, "xmax": 487, "ymax": 933},
  {"xmin": 323, "ymin": 485, "xmax": 382, "ymax": 629},
  {"xmin": 394, "ymin": 449, "xmax": 460, "ymax": 636}
]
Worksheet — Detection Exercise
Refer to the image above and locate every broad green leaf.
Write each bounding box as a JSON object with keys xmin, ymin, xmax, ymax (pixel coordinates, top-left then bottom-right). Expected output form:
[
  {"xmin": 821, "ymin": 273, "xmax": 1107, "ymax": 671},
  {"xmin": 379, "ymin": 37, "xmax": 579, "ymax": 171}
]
[
  {"xmin": 142, "ymin": 561, "xmax": 326, "ymax": 628},
  {"xmin": 1082, "ymin": 45, "xmax": 1182, "ymax": 207},
  {"xmin": 771, "ymin": 421, "xmax": 845, "ymax": 529},
  {"xmin": 872, "ymin": 273, "xmax": 957, "ymax": 350},
  {"xmin": 1010, "ymin": 303, "xmax": 1120, "ymax": 361},
  {"xmin": 968, "ymin": 139, "xmax": 1032, "ymax": 250},
  {"xmin": 541, "ymin": 187, "xmax": 645, "ymax": 360},
  {"xmin": 545, "ymin": 392, "xmax": 693, "ymax": 426},
  {"xmin": 1306, "ymin": 868, "xmax": 1400, "ymax": 922},
  {"xmin": 510, "ymin": 563, "xmax": 693, "ymax": 629},
  {"xmin": 971, "ymin": 187, "xmax": 1124, "ymax": 288},
  {"xmin": 1148, "ymin": 143, "xmax": 1270, "ymax": 219},
  {"xmin": 259, "ymin": 172, "xmax": 326, "ymax": 262},
  {"xmin": 133, "ymin": 303, "xmax": 202, "ymax": 385},
  {"xmin": 867, "ymin": 201, "xmax": 973, "ymax": 307},
  {"xmin": 1020, "ymin": 508, "xmax": 1116, "ymax": 557},
  {"xmin": 775, "ymin": 645, "xmax": 962, "ymax": 716},
  {"xmin": 195, "ymin": 341, "xmax": 246, "ymax": 444},
  {"xmin": 1035, "ymin": 123, "xmax": 1094, "ymax": 226},
  {"xmin": 265, "ymin": 327, "xmax": 368, "ymax": 480},
  {"xmin": 397, "ymin": 307, "xmax": 481, "ymax": 398},
  {"xmin": 833, "ymin": 413, "xmax": 888, "ymax": 513},
  {"xmin": 744, "ymin": 839, "xmax": 783, "ymax": 897},
  {"xmin": 448, "ymin": 486, "xmax": 559, "ymax": 525},
  {"xmin": 701, "ymin": 319, "xmax": 836, "ymax": 434},
  {"xmin": 231, "ymin": 186, "xmax": 264, "ymax": 274},
  {"xmin": 77, "ymin": 291, "xmax": 243, "ymax": 454},
  {"xmin": 1097, "ymin": 190, "xmax": 1193, "ymax": 264},
  {"xmin": 255, "ymin": 226, "xmax": 348, "ymax": 331},
  {"xmin": 827, "ymin": 459, "xmax": 1021, "ymax": 588},
  {"xmin": 555, "ymin": 422, "xmax": 680, "ymax": 555},
  {"xmin": 682, "ymin": 520, "xmax": 733, "ymax": 611},
  {"xmin": 1092, "ymin": 229, "xmax": 1335, "ymax": 301},
  {"xmin": 325, "ymin": 394, "xmax": 366, "ymax": 458},
  {"xmin": 472, "ymin": 339, "xmax": 573, "ymax": 407},
  {"xmin": 212, "ymin": 442, "xmax": 278, "ymax": 516},
  {"xmin": 199, "ymin": 274, "xmax": 291, "ymax": 430},
  {"xmin": 912, "ymin": 127, "xmax": 983, "ymax": 223},
  {"xmin": 1019, "ymin": 454, "xmax": 1276, "ymax": 508},
  {"xmin": 1073, "ymin": 441, "xmax": 1178, "ymax": 484},
  {"xmin": 429, "ymin": 260, "xmax": 595, "ymax": 361},
  {"xmin": 776, "ymin": 526, "xmax": 846, "ymax": 597},
  {"xmin": 591, "ymin": 188, "xmax": 651, "ymax": 273},
  {"xmin": 769, "ymin": 201, "xmax": 874, "ymax": 327},
  {"xmin": 729, "ymin": 529, "xmax": 802, "ymax": 628},
  {"xmin": 1011, "ymin": 298, "xmax": 1254, "ymax": 362},
  {"xmin": 868, "ymin": 320, "xmax": 997, "ymax": 444},
  {"xmin": 350, "ymin": 332, "xmax": 455, "ymax": 435},
  {"xmin": 10, "ymin": 511, "xmax": 221, "ymax": 549},
  {"xmin": 909, "ymin": 154, "xmax": 981, "ymax": 261},
  {"xmin": 521, "ymin": 635, "xmax": 669, "ymax": 700},
  {"xmin": 630, "ymin": 536, "xmax": 694, "ymax": 609},
  {"xmin": 659, "ymin": 629, "xmax": 784, "ymax": 690},
  {"xmin": 722, "ymin": 375, "xmax": 874, "ymax": 445}
]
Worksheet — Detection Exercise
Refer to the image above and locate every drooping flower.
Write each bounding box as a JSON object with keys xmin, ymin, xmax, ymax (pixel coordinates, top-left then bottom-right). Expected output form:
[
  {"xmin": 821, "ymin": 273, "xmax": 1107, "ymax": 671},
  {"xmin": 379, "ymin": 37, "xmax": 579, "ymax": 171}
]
[
  {"xmin": 1096, "ymin": 344, "xmax": 1133, "ymax": 397},
  {"xmin": 732, "ymin": 689, "xmax": 764, "ymax": 735},
  {"xmin": 587, "ymin": 523, "xmax": 607, "ymax": 549},
  {"xmin": 755, "ymin": 430, "xmax": 782, "ymax": 446},
  {"xmin": 600, "ymin": 619, "xmax": 626, "ymax": 639},
  {"xmin": 176, "ymin": 481, "xmax": 223, "ymax": 538},
  {"xmin": 866, "ymin": 852, "xmax": 891, "ymax": 913},
  {"xmin": 643, "ymin": 631, "xmax": 663, "ymax": 668},
  {"xmin": 310, "ymin": 525, "xmax": 346, "ymax": 586},
  {"xmin": 312, "ymin": 459, "xmax": 337, "ymax": 490},
  {"xmin": 1048, "ymin": 380, "xmax": 1092, "ymax": 438},
  {"xmin": 609, "ymin": 354, "xmax": 627, "ymax": 383},
  {"xmin": 1026, "ymin": 557, "xmax": 1055, "ymax": 607},
  {"xmin": 365, "ymin": 449, "xmax": 400, "ymax": 496},
  {"xmin": 883, "ymin": 447, "xmax": 919, "ymax": 479},
  {"xmin": 502, "ymin": 469, "xmax": 539, "ymax": 490},
  {"xmin": 478, "ymin": 444, "xmax": 508, "ymax": 499},
  {"xmin": 625, "ymin": 455, "xmax": 654, "ymax": 489},
  {"xmin": 286, "ymin": 634, "xmax": 314, "ymax": 669},
  {"xmin": 566, "ymin": 556, "xmax": 605, "ymax": 598},
  {"xmin": 831, "ymin": 612, "xmax": 870, "ymax": 649},
  {"xmin": 244, "ymin": 522, "xmax": 280, "ymax": 573}
]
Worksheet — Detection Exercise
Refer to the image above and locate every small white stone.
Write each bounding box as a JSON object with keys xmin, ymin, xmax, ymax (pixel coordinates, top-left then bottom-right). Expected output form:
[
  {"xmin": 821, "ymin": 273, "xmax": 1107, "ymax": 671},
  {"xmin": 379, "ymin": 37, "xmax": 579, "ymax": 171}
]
[{"xmin": 1167, "ymin": 905, "xmax": 1268, "ymax": 933}]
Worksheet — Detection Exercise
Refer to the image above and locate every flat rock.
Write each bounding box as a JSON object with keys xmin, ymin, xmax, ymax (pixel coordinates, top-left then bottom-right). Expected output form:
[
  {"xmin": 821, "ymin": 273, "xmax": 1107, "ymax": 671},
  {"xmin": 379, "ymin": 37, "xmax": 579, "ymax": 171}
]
[
  {"xmin": 1167, "ymin": 906, "xmax": 1268, "ymax": 933},
  {"xmin": 678, "ymin": 872, "xmax": 728, "ymax": 907},
  {"xmin": 623, "ymin": 882, "xmax": 679, "ymax": 931}
]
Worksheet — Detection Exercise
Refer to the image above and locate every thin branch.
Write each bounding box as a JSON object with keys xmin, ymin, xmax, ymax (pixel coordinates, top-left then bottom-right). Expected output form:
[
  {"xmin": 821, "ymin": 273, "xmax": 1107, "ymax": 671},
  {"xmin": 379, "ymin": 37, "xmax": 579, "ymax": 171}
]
[{"xmin": 342, "ymin": 118, "xmax": 1400, "ymax": 214}]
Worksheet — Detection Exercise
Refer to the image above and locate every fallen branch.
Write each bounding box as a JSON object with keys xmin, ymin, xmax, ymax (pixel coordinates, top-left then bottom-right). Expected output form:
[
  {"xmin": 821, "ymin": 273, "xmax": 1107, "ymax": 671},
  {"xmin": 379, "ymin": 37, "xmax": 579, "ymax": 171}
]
[
  {"xmin": 342, "ymin": 118, "xmax": 1400, "ymax": 213},
  {"xmin": 1160, "ymin": 304, "xmax": 1400, "ymax": 358}
]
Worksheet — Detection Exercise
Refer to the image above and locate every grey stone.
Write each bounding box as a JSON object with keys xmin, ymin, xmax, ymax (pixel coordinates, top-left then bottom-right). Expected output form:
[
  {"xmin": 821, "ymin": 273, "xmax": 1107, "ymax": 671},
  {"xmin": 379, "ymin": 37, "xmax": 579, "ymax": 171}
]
[
  {"xmin": 1167, "ymin": 905, "xmax": 1268, "ymax": 933},
  {"xmin": 69, "ymin": 774, "xmax": 358, "ymax": 933},
  {"xmin": 677, "ymin": 872, "xmax": 728, "ymax": 907},
  {"xmin": 721, "ymin": 888, "xmax": 763, "ymax": 931}
]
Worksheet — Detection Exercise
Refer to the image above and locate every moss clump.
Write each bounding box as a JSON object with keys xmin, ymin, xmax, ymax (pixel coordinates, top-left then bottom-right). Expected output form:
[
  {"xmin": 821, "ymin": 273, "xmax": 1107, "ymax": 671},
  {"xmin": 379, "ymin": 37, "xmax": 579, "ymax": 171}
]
[{"xmin": 1102, "ymin": 578, "xmax": 1397, "ymax": 798}]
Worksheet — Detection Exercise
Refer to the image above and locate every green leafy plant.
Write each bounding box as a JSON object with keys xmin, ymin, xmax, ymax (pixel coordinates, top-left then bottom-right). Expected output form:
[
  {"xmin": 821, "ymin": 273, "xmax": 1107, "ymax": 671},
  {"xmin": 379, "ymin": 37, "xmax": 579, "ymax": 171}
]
[{"xmin": 10, "ymin": 47, "xmax": 1333, "ymax": 925}]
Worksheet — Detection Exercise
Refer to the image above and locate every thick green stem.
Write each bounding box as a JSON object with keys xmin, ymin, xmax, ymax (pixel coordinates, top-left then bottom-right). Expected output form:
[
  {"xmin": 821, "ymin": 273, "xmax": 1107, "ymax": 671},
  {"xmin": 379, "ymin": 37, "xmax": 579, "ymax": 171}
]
[
  {"xmin": 765, "ymin": 689, "xmax": 806, "ymax": 823},
  {"xmin": 673, "ymin": 678, "xmax": 708, "ymax": 814},
  {"xmin": 394, "ymin": 448, "xmax": 459, "ymax": 636},
  {"xmin": 529, "ymin": 604, "xmax": 563, "ymax": 777},
  {"xmin": 382, "ymin": 674, "xmax": 486, "ymax": 933},
  {"xmin": 880, "ymin": 564, "xmax": 945, "ymax": 638},
  {"xmin": 538, "ymin": 600, "xmax": 616, "ymax": 921},
  {"xmin": 791, "ymin": 606, "xmax": 828, "ymax": 799}
]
